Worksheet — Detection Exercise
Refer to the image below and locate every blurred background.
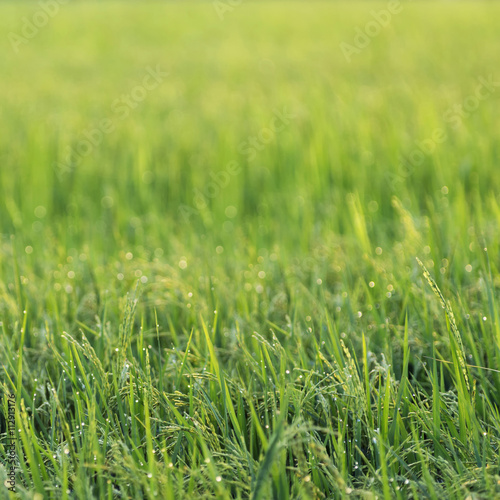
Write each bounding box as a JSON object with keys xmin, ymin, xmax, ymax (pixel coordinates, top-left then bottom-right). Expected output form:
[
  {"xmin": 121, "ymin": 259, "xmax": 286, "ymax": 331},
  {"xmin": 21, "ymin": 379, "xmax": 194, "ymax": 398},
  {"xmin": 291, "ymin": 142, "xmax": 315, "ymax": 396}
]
[{"xmin": 0, "ymin": 1, "xmax": 499, "ymax": 334}]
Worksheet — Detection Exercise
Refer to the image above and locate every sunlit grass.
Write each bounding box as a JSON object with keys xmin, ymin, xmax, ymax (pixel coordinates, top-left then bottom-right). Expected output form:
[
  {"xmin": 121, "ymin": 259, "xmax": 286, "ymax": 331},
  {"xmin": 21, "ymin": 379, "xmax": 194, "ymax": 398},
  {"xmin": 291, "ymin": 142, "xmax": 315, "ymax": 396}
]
[{"xmin": 1, "ymin": 2, "xmax": 500, "ymax": 498}]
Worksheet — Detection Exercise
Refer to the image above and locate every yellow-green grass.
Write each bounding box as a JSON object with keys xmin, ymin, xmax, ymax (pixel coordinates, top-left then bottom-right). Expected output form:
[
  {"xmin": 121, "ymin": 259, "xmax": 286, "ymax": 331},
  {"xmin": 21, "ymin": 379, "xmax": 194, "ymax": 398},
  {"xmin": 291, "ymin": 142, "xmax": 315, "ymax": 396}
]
[{"xmin": 0, "ymin": 2, "xmax": 500, "ymax": 498}]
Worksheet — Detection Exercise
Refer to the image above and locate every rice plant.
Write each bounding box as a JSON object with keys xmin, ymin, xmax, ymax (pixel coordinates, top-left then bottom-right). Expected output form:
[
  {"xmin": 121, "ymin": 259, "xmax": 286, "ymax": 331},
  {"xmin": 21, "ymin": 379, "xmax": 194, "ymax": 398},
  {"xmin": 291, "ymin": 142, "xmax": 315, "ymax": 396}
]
[{"xmin": 1, "ymin": 1, "xmax": 500, "ymax": 498}]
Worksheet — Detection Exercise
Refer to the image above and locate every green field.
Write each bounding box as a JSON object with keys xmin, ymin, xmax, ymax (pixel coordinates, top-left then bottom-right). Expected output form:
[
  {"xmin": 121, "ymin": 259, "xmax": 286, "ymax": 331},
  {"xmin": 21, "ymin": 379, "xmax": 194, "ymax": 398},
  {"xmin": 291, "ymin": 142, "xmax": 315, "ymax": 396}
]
[{"xmin": 1, "ymin": 1, "xmax": 500, "ymax": 498}]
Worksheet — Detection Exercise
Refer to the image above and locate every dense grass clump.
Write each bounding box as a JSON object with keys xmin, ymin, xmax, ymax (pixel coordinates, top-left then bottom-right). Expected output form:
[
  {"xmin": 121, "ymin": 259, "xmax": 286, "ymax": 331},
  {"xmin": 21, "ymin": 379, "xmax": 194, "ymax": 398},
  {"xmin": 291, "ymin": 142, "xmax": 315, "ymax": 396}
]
[{"xmin": 1, "ymin": 2, "xmax": 500, "ymax": 498}]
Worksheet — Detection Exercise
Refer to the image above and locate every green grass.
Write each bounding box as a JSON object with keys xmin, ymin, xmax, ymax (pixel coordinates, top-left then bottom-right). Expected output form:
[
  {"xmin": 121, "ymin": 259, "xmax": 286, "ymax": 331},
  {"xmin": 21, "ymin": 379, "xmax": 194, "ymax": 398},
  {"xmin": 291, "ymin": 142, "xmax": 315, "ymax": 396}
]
[{"xmin": 1, "ymin": 1, "xmax": 500, "ymax": 498}]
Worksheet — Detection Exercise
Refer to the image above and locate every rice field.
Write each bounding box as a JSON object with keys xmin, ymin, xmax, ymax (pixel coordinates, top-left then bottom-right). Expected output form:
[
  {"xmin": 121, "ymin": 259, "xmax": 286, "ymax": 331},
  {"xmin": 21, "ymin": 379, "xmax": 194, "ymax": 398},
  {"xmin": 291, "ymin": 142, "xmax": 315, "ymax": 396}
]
[{"xmin": 1, "ymin": 1, "xmax": 500, "ymax": 498}]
